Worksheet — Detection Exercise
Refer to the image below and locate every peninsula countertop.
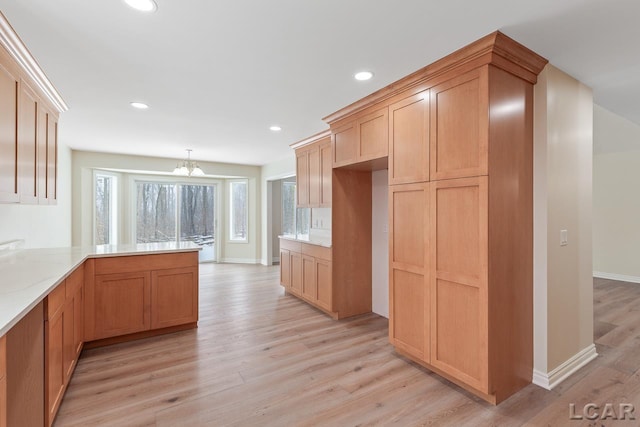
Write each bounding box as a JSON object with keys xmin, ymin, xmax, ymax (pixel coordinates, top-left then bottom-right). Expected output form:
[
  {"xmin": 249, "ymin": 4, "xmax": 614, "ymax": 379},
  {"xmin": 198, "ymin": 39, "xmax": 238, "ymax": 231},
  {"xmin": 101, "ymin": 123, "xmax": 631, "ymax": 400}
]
[{"xmin": 0, "ymin": 242, "xmax": 201, "ymax": 337}]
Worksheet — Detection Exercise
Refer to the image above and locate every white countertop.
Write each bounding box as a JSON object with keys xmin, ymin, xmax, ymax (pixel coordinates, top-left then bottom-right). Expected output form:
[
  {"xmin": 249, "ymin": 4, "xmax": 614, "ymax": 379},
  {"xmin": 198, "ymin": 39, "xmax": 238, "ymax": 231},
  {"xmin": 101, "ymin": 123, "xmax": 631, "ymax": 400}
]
[
  {"xmin": 0, "ymin": 242, "xmax": 200, "ymax": 337},
  {"xmin": 278, "ymin": 235, "xmax": 332, "ymax": 248}
]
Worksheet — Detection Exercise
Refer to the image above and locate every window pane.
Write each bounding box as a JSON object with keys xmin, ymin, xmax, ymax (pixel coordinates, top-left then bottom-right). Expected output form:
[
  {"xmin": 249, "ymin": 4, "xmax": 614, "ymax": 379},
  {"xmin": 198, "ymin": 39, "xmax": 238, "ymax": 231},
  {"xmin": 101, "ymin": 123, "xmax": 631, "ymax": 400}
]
[
  {"xmin": 136, "ymin": 183, "xmax": 176, "ymax": 243},
  {"xmin": 181, "ymin": 184, "xmax": 216, "ymax": 261},
  {"xmin": 297, "ymin": 207, "xmax": 310, "ymax": 240},
  {"xmin": 230, "ymin": 181, "xmax": 248, "ymax": 241},
  {"xmin": 281, "ymin": 181, "xmax": 296, "ymax": 236},
  {"xmin": 95, "ymin": 175, "xmax": 111, "ymax": 245}
]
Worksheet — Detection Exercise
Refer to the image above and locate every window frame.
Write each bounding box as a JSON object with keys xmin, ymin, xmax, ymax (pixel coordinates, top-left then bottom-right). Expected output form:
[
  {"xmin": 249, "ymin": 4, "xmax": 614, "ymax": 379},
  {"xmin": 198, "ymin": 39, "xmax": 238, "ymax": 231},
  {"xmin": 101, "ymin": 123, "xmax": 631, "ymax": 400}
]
[
  {"xmin": 92, "ymin": 170, "xmax": 119, "ymax": 245},
  {"xmin": 228, "ymin": 179, "xmax": 249, "ymax": 243}
]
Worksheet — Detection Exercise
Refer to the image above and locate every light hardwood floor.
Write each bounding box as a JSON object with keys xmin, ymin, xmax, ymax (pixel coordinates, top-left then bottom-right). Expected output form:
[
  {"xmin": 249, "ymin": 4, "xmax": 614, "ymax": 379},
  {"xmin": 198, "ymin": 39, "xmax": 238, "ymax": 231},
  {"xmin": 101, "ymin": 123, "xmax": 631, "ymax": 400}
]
[{"xmin": 54, "ymin": 267, "xmax": 640, "ymax": 426}]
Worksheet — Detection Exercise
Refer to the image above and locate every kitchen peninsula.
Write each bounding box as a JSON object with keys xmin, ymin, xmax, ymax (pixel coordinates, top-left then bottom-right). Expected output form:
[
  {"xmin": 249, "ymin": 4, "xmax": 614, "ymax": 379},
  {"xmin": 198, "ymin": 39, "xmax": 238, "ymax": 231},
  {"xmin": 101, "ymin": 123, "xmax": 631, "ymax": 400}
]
[{"xmin": 0, "ymin": 242, "xmax": 200, "ymax": 426}]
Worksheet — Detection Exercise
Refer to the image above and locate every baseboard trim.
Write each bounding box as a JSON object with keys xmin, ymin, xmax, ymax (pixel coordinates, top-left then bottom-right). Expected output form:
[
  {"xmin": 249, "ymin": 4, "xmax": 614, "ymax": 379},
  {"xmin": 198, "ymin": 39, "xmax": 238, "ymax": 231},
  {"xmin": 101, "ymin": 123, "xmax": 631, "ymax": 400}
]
[
  {"xmin": 593, "ymin": 271, "xmax": 640, "ymax": 284},
  {"xmin": 220, "ymin": 258, "xmax": 261, "ymax": 264},
  {"xmin": 532, "ymin": 344, "xmax": 598, "ymax": 390}
]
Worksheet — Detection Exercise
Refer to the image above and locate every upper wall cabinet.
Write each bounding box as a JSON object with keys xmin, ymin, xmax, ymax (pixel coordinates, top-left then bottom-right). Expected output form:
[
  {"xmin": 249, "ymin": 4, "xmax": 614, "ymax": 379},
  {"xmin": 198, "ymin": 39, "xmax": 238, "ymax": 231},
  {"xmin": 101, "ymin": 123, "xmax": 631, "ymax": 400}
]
[
  {"xmin": 331, "ymin": 106, "xmax": 389, "ymax": 168},
  {"xmin": 0, "ymin": 12, "xmax": 67, "ymax": 205},
  {"xmin": 293, "ymin": 131, "xmax": 332, "ymax": 208},
  {"xmin": 430, "ymin": 68, "xmax": 488, "ymax": 181}
]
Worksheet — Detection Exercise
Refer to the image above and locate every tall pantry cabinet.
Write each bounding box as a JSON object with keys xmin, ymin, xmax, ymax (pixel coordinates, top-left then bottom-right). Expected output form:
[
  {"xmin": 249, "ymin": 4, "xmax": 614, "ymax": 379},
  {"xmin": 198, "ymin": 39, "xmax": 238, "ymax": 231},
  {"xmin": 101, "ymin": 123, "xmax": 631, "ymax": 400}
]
[{"xmin": 324, "ymin": 31, "xmax": 547, "ymax": 404}]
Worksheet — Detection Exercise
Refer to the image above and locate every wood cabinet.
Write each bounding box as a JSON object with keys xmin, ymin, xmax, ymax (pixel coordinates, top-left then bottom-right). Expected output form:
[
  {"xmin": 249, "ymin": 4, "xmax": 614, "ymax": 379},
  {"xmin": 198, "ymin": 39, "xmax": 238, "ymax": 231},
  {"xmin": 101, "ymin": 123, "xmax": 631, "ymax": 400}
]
[
  {"xmin": 0, "ymin": 48, "xmax": 19, "ymax": 204},
  {"xmin": 389, "ymin": 91, "xmax": 430, "ymax": 185},
  {"xmin": 279, "ymin": 238, "xmax": 335, "ymax": 316},
  {"xmin": 45, "ymin": 265, "xmax": 84, "ymax": 426},
  {"xmin": 86, "ymin": 252, "xmax": 199, "ymax": 343},
  {"xmin": 322, "ymin": 32, "xmax": 546, "ymax": 403},
  {"xmin": 0, "ymin": 334, "xmax": 5, "ymax": 427},
  {"xmin": 389, "ymin": 183, "xmax": 430, "ymax": 362},
  {"xmin": 293, "ymin": 131, "xmax": 331, "ymax": 208},
  {"xmin": 331, "ymin": 107, "xmax": 388, "ymax": 168},
  {"xmin": 0, "ymin": 16, "xmax": 65, "ymax": 206}
]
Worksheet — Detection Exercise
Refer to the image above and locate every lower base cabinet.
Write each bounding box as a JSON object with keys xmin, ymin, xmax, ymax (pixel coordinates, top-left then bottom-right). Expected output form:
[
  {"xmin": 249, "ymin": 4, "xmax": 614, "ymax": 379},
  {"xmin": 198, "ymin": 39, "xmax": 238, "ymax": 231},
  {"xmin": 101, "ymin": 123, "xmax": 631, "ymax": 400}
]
[
  {"xmin": 85, "ymin": 252, "xmax": 199, "ymax": 342},
  {"xmin": 0, "ymin": 334, "xmax": 6, "ymax": 427},
  {"xmin": 279, "ymin": 239, "xmax": 334, "ymax": 317}
]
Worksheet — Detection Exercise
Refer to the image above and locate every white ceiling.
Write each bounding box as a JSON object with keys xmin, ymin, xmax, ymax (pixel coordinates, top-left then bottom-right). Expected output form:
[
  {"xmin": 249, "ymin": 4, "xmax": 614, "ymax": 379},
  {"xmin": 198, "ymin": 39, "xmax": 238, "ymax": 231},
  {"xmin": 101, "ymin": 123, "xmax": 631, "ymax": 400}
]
[{"xmin": 1, "ymin": 0, "xmax": 639, "ymax": 165}]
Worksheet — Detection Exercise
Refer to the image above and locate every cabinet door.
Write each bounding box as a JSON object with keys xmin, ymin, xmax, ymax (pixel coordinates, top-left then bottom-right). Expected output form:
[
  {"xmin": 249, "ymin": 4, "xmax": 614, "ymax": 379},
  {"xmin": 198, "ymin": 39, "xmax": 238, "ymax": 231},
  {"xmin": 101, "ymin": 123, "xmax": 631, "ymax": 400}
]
[
  {"xmin": 315, "ymin": 259, "xmax": 332, "ymax": 311},
  {"xmin": 46, "ymin": 309, "xmax": 65, "ymax": 426},
  {"xmin": 47, "ymin": 114, "xmax": 58, "ymax": 204},
  {"xmin": 73, "ymin": 284, "xmax": 83, "ymax": 358},
  {"xmin": 319, "ymin": 141, "xmax": 332, "ymax": 207},
  {"xmin": 389, "ymin": 91, "xmax": 430, "ymax": 185},
  {"xmin": 357, "ymin": 107, "xmax": 388, "ymax": 161},
  {"xmin": 0, "ymin": 52, "xmax": 19, "ymax": 204},
  {"xmin": 279, "ymin": 248, "xmax": 291, "ymax": 289},
  {"xmin": 37, "ymin": 106, "xmax": 48, "ymax": 204},
  {"xmin": 308, "ymin": 147, "xmax": 321, "ymax": 207},
  {"xmin": 430, "ymin": 68, "xmax": 488, "ymax": 181},
  {"xmin": 296, "ymin": 151, "xmax": 309, "ymax": 207},
  {"xmin": 430, "ymin": 176, "xmax": 488, "ymax": 392},
  {"xmin": 94, "ymin": 272, "xmax": 151, "ymax": 339},
  {"xmin": 301, "ymin": 255, "xmax": 316, "ymax": 301},
  {"xmin": 151, "ymin": 267, "xmax": 199, "ymax": 329},
  {"xmin": 0, "ymin": 334, "xmax": 5, "ymax": 427},
  {"xmin": 18, "ymin": 80, "xmax": 38, "ymax": 204},
  {"xmin": 332, "ymin": 121, "xmax": 357, "ymax": 167},
  {"xmin": 389, "ymin": 183, "xmax": 430, "ymax": 361},
  {"xmin": 290, "ymin": 251, "xmax": 303, "ymax": 296}
]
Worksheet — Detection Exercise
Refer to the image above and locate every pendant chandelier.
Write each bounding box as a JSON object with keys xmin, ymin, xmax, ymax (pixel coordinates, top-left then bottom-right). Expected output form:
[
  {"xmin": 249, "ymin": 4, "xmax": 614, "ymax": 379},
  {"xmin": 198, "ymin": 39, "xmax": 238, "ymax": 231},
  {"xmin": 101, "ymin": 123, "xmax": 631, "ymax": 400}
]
[{"xmin": 173, "ymin": 149, "xmax": 205, "ymax": 177}]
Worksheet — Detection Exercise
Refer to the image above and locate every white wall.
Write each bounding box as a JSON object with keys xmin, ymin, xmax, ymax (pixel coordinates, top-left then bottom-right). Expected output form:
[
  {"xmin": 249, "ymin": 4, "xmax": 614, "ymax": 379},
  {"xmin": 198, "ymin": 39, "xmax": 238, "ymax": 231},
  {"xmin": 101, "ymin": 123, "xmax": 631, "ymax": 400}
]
[
  {"xmin": 260, "ymin": 155, "xmax": 295, "ymax": 265},
  {"xmin": 593, "ymin": 105, "xmax": 640, "ymax": 281},
  {"xmin": 0, "ymin": 142, "xmax": 72, "ymax": 248},
  {"xmin": 371, "ymin": 170, "xmax": 389, "ymax": 318},
  {"xmin": 72, "ymin": 150, "xmax": 261, "ymax": 263},
  {"xmin": 271, "ymin": 179, "xmax": 282, "ymax": 262},
  {"xmin": 533, "ymin": 64, "xmax": 595, "ymax": 388}
]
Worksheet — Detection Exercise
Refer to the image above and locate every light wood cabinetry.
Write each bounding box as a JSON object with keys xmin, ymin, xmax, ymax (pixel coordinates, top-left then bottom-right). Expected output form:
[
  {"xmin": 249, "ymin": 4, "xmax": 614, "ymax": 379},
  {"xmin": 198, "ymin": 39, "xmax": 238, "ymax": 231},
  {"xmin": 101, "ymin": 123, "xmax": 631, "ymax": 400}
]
[
  {"xmin": 0, "ymin": 15, "xmax": 65, "ymax": 206},
  {"xmin": 331, "ymin": 107, "xmax": 389, "ymax": 168},
  {"xmin": 389, "ymin": 91, "xmax": 430, "ymax": 185},
  {"xmin": 290, "ymin": 251, "xmax": 303, "ymax": 296},
  {"xmin": 45, "ymin": 265, "xmax": 84, "ymax": 426},
  {"xmin": 293, "ymin": 131, "xmax": 332, "ymax": 208},
  {"xmin": 0, "ymin": 335, "xmax": 5, "ymax": 427},
  {"xmin": 86, "ymin": 252, "xmax": 199, "ymax": 343},
  {"xmin": 279, "ymin": 248, "xmax": 291, "ymax": 289},
  {"xmin": 321, "ymin": 32, "xmax": 546, "ymax": 403}
]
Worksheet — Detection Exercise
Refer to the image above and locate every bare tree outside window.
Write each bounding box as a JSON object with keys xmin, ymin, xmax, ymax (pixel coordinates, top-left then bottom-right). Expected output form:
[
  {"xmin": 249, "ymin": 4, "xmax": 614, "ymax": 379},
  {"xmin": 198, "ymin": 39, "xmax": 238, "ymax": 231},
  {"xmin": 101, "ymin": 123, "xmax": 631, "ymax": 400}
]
[
  {"xmin": 136, "ymin": 183, "xmax": 177, "ymax": 243},
  {"xmin": 230, "ymin": 181, "xmax": 248, "ymax": 241},
  {"xmin": 281, "ymin": 181, "xmax": 296, "ymax": 236},
  {"xmin": 95, "ymin": 174, "xmax": 117, "ymax": 245}
]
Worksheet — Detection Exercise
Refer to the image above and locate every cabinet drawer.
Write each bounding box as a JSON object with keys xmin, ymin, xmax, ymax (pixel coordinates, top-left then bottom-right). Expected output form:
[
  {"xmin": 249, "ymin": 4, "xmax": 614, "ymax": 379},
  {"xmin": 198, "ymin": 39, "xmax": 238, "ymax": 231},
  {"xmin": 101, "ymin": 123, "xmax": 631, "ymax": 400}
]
[
  {"xmin": 46, "ymin": 282, "xmax": 66, "ymax": 320},
  {"xmin": 94, "ymin": 252, "xmax": 198, "ymax": 275},
  {"xmin": 300, "ymin": 243, "xmax": 331, "ymax": 261}
]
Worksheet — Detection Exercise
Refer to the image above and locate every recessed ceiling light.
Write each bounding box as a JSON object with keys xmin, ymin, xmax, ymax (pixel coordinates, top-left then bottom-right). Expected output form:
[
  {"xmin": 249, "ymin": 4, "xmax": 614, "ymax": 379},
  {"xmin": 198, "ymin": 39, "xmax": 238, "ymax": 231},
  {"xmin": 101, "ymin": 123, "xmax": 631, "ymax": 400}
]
[
  {"xmin": 270, "ymin": 125, "xmax": 282, "ymax": 132},
  {"xmin": 123, "ymin": 0, "xmax": 158, "ymax": 12},
  {"xmin": 130, "ymin": 102, "xmax": 149, "ymax": 109},
  {"xmin": 354, "ymin": 71, "xmax": 374, "ymax": 81}
]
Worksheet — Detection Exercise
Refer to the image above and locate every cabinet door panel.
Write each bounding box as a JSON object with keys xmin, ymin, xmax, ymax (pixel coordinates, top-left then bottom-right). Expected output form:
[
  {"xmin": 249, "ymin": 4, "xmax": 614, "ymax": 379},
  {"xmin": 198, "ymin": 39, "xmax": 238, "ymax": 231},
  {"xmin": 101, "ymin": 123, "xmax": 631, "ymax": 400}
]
[
  {"xmin": 301, "ymin": 255, "xmax": 316, "ymax": 301},
  {"xmin": 430, "ymin": 177, "xmax": 488, "ymax": 392},
  {"xmin": 0, "ymin": 335, "xmax": 5, "ymax": 427},
  {"xmin": 332, "ymin": 121, "xmax": 357, "ymax": 167},
  {"xmin": 389, "ymin": 183, "xmax": 429, "ymax": 361},
  {"xmin": 47, "ymin": 115, "xmax": 57, "ymax": 203},
  {"xmin": 430, "ymin": 68, "xmax": 488, "ymax": 180},
  {"xmin": 296, "ymin": 151, "xmax": 309, "ymax": 207},
  {"xmin": 94, "ymin": 272, "xmax": 151, "ymax": 339},
  {"xmin": 319, "ymin": 142, "xmax": 332, "ymax": 206},
  {"xmin": 315, "ymin": 259, "xmax": 332, "ymax": 311},
  {"xmin": 151, "ymin": 267, "xmax": 199, "ymax": 329},
  {"xmin": 46, "ymin": 312, "xmax": 64, "ymax": 426},
  {"xmin": 73, "ymin": 285, "xmax": 83, "ymax": 357},
  {"xmin": 280, "ymin": 248, "xmax": 291, "ymax": 289},
  {"xmin": 0, "ymin": 55, "xmax": 19, "ymax": 203},
  {"xmin": 62, "ymin": 299, "xmax": 75, "ymax": 381},
  {"xmin": 18, "ymin": 80, "xmax": 38, "ymax": 204},
  {"xmin": 389, "ymin": 91, "xmax": 429, "ymax": 185},
  {"xmin": 290, "ymin": 252, "xmax": 302, "ymax": 296},
  {"xmin": 308, "ymin": 147, "xmax": 321, "ymax": 206},
  {"xmin": 37, "ymin": 106, "xmax": 48, "ymax": 204},
  {"xmin": 357, "ymin": 107, "xmax": 388, "ymax": 161}
]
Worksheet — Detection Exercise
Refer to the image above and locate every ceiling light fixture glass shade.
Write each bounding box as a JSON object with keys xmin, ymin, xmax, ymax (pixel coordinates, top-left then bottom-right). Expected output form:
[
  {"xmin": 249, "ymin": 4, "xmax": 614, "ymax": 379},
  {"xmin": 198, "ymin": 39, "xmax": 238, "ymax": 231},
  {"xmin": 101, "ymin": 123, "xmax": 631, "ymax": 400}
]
[
  {"xmin": 173, "ymin": 149, "xmax": 205, "ymax": 177},
  {"xmin": 354, "ymin": 71, "xmax": 374, "ymax": 81},
  {"xmin": 130, "ymin": 102, "xmax": 149, "ymax": 109},
  {"xmin": 123, "ymin": 0, "xmax": 158, "ymax": 12}
]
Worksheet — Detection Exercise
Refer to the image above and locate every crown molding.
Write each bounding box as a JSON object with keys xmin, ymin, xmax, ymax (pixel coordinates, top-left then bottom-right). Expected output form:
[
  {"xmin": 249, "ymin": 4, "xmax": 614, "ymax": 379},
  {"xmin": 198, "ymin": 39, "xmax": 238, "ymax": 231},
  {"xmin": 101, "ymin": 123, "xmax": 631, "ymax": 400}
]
[
  {"xmin": 289, "ymin": 129, "xmax": 331, "ymax": 150},
  {"xmin": 0, "ymin": 11, "xmax": 68, "ymax": 113},
  {"xmin": 323, "ymin": 31, "xmax": 547, "ymax": 125}
]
